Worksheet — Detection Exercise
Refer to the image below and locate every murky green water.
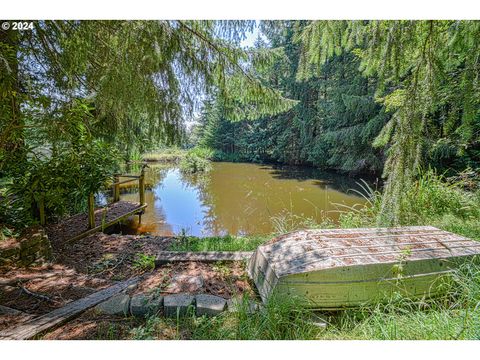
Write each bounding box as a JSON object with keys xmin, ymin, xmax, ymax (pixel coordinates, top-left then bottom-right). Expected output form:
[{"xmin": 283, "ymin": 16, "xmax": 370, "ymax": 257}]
[{"xmin": 119, "ymin": 162, "xmax": 368, "ymax": 237}]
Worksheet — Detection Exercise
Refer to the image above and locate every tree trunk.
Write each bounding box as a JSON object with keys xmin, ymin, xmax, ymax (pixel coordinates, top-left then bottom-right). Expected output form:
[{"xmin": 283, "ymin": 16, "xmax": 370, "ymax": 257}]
[{"xmin": 0, "ymin": 27, "xmax": 23, "ymax": 168}]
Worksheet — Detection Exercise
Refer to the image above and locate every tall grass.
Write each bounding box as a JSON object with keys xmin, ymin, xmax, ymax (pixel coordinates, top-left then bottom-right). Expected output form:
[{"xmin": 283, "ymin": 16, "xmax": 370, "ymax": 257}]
[
  {"xmin": 318, "ymin": 261, "xmax": 480, "ymax": 340},
  {"xmin": 169, "ymin": 234, "xmax": 268, "ymax": 252},
  {"xmin": 338, "ymin": 169, "xmax": 480, "ymax": 230},
  {"xmin": 129, "ymin": 294, "xmax": 321, "ymax": 340}
]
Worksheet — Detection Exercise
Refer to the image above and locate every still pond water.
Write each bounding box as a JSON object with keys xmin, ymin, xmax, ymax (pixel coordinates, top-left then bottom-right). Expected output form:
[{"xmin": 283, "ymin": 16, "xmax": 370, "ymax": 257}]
[{"xmin": 119, "ymin": 162, "xmax": 368, "ymax": 237}]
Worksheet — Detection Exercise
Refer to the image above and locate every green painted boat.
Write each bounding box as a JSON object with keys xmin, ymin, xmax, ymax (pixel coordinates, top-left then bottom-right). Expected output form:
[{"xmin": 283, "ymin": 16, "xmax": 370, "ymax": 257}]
[{"xmin": 247, "ymin": 226, "xmax": 480, "ymax": 309}]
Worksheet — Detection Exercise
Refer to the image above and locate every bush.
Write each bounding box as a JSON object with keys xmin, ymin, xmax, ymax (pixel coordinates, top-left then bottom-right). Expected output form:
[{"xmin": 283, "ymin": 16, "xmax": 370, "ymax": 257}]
[
  {"xmin": 1, "ymin": 101, "xmax": 120, "ymax": 226},
  {"xmin": 1, "ymin": 139, "xmax": 119, "ymax": 226},
  {"xmin": 179, "ymin": 147, "xmax": 213, "ymax": 174},
  {"xmin": 211, "ymin": 150, "xmax": 242, "ymax": 162}
]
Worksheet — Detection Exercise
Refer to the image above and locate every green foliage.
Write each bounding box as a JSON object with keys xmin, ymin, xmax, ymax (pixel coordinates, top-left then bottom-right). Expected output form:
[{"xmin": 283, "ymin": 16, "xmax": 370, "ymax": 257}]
[
  {"xmin": 297, "ymin": 20, "xmax": 480, "ymax": 224},
  {"xmin": 129, "ymin": 294, "xmax": 320, "ymax": 340},
  {"xmin": 179, "ymin": 147, "xmax": 213, "ymax": 174},
  {"xmin": 401, "ymin": 169, "xmax": 480, "ymax": 224},
  {"xmin": 141, "ymin": 148, "xmax": 186, "ymax": 163},
  {"xmin": 338, "ymin": 169, "xmax": 480, "ymax": 232},
  {"xmin": 0, "ymin": 225, "xmax": 18, "ymax": 241},
  {"xmin": 196, "ymin": 22, "xmax": 388, "ymax": 174},
  {"xmin": 169, "ymin": 234, "xmax": 267, "ymax": 252},
  {"xmin": 132, "ymin": 253, "xmax": 156, "ymax": 272},
  {"xmin": 1, "ymin": 101, "xmax": 119, "ymax": 225},
  {"xmin": 270, "ymin": 210, "xmax": 335, "ymax": 234},
  {"xmin": 0, "ymin": 20, "xmax": 297, "ymax": 226}
]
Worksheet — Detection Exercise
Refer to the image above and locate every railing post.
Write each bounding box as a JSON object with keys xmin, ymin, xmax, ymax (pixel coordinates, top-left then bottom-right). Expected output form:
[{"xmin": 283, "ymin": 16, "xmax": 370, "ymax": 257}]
[
  {"xmin": 88, "ymin": 193, "xmax": 95, "ymax": 229},
  {"xmin": 113, "ymin": 174, "xmax": 120, "ymax": 202},
  {"xmin": 139, "ymin": 167, "xmax": 145, "ymax": 206},
  {"xmin": 38, "ymin": 195, "xmax": 46, "ymax": 226}
]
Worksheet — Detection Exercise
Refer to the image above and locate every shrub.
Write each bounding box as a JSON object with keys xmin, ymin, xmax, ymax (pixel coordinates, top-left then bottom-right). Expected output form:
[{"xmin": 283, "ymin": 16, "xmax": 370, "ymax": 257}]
[
  {"xmin": 2, "ymin": 139, "xmax": 118, "ymax": 226},
  {"xmin": 402, "ymin": 169, "xmax": 480, "ymax": 223},
  {"xmin": 179, "ymin": 147, "xmax": 213, "ymax": 174}
]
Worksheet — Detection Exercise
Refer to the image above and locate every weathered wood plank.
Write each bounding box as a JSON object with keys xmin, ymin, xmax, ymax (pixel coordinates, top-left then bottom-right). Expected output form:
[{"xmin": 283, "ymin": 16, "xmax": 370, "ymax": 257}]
[
  {"xmin": 87, "ymin": 193, "xmax": 95, "ymax": 229},
  {"xmin": 0, "ymin": 277, "xmax": 138, "ymax": 340},
  {"xmin": 311, "ymin": 226, "xmax": 440, "ymax": 235},
  {"xmin": 66, "ymin": 203, "xmax": 147, "ymax": 243},
  {"xmin": 155, "ymin": 251, "xmax": 253, "ymax": 266}
]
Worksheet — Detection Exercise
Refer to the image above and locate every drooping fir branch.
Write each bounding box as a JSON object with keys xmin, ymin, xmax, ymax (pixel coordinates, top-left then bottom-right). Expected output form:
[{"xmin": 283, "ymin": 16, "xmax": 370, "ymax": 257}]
[
  {"xmin": 1, "ymin": 20, "xmax": 297, "ymax": 169},
  {"xmin": 297, "ymin": 20, "xmax": 480, "ymax": 224}
]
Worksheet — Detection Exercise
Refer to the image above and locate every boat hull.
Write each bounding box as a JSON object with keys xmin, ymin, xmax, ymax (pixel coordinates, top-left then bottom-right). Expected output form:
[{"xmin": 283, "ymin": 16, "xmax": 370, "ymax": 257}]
[{"xmin": 247, "ymin": 227, "xmax": 480, "ymax": 309}]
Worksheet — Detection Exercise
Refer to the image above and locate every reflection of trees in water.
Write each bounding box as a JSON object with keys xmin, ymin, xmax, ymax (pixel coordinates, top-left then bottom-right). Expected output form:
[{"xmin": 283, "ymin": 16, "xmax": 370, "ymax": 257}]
[
  {"xmin": 118, "ymin": 164, "xmax": 175, "ymax": 235},
  {"xmin": 113, "ymin": 162, "xmax": 372, "ymax": 237},
  {"xmin": 179, "ymin": 162, "xmax": 371, "ymax": 236},
  {"xmin": 177, "ymin": 170, "xmax": 225, "ymax": 236},
  {"xmin": 265, "ymin": 164, "xmax": 380, "ymax": 195},
  {"xmin": 119, "ymin": 163, "xmax": 172, "ymax": 194}
]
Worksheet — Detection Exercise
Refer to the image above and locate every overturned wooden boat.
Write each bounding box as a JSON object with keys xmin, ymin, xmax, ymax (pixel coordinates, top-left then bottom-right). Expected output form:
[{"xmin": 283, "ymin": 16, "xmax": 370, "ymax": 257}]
[{"xmin": 247, "ymin": 226, "xmax": 480, "ymax": 309}]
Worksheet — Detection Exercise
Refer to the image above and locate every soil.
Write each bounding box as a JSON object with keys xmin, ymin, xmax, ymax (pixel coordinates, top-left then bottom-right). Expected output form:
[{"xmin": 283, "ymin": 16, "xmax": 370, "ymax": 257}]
[
  {"xmin": 51, "ymin": 233, "xmax": 173, "ymax": 281},
  {"xmin": 132, "ymin": 261, "xmax": 253, "ymax": 298},
  {"xmin": 0, "ymin": 230, "xmax": 254, "ymax": 339},
  {"xmin": 41, "ymin": 311, "xmax": 143, "ymax": 340},
  {"xmin": 0, "ymin": 264, "xmax": 111, "ymax": 324}
]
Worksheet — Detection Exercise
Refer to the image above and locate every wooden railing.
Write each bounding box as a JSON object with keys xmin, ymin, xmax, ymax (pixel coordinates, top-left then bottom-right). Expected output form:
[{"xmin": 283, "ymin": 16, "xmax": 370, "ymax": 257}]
[{"xmin": 37, "ymin": 165, "xmax": 147, "ymax": 229}]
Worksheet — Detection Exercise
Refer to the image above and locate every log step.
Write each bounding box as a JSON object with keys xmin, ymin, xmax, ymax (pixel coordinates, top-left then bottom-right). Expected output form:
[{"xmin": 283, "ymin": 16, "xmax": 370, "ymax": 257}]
[{"xmin": 155, "ymin": 251, "xmax": 253, "ymax": 266}]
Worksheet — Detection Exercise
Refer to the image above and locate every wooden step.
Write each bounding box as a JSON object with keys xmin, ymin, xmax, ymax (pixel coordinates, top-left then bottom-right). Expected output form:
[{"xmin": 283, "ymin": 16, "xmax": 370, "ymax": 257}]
[
  {"xmin": 0, "ymin": 277, "xmax": 138, "ymax": 340},
  {"xmin": 155, "ymin": 251, "xmax": 253, "ymax": 266}
]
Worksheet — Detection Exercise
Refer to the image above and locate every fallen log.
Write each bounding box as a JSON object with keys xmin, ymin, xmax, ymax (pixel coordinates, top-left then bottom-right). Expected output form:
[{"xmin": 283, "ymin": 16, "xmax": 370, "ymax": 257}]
[
  {"xmin": 155, "ymin": 251, "xmax": 253, "ymax": 266},
  {"xmin": 0, "ymin": 277, "xmax": 138, "ymax": 340},
  {"xmin": 0, "ymin": 305, "xmax": 34, "ymax": 320}
]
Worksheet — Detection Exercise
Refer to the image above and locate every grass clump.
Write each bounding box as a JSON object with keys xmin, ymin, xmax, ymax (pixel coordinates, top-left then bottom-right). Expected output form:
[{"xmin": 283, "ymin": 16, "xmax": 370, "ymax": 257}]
[
  {"xmin": 129, "ymin": 294, "xmax": 322, "ymax": 340},
  {"xmin": 169, "ymin": 234, "xmax": 268, "ymax": 252},
  {"xmin": 338, "ymin": 169, "xmax": 480, "ymax": 231},
  {"xmin": 179, "ymin": 147, "xmax": 213, "ymax": 174},
  {"xmin": 0, "ymin": 225, "xmax": 18, "ymax": 241},
  {"xmin": 271, "ymin": 210, "xmax": 336, "ymax": 234},
  {"xmin": 132, "ymin": 253, "xmax": 156, "ymax": 271}
]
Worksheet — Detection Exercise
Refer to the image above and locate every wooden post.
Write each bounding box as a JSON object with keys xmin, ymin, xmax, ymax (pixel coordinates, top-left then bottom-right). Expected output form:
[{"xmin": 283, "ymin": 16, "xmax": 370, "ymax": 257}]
[
  {"xmin": 113, "ymin": 174, "xmax": 120, "ymax": 202},
  {"xmin": 38, "ymin": 196, "xmax": 46, "ymax": 226},
  {"xmin": 139, "ymin": 167, "xmax": 145, "ymax": 206},
  {"xmin": 88, "ymin": 193, "xmax": 95, "ymax": 229}
]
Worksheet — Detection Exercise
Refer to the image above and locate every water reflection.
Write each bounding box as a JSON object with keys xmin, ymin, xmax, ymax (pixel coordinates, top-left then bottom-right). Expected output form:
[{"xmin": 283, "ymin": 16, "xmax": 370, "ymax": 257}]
[{"xmin": 119, "ymin": 162, "xmax": 369, "ymax": 237}]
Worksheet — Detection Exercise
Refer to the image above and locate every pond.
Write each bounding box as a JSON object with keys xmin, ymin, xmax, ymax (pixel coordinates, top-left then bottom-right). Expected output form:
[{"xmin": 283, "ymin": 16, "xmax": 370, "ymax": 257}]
[{"xmin": 117, "ymin": 162, "xmax": 370, "ymax": 237}]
